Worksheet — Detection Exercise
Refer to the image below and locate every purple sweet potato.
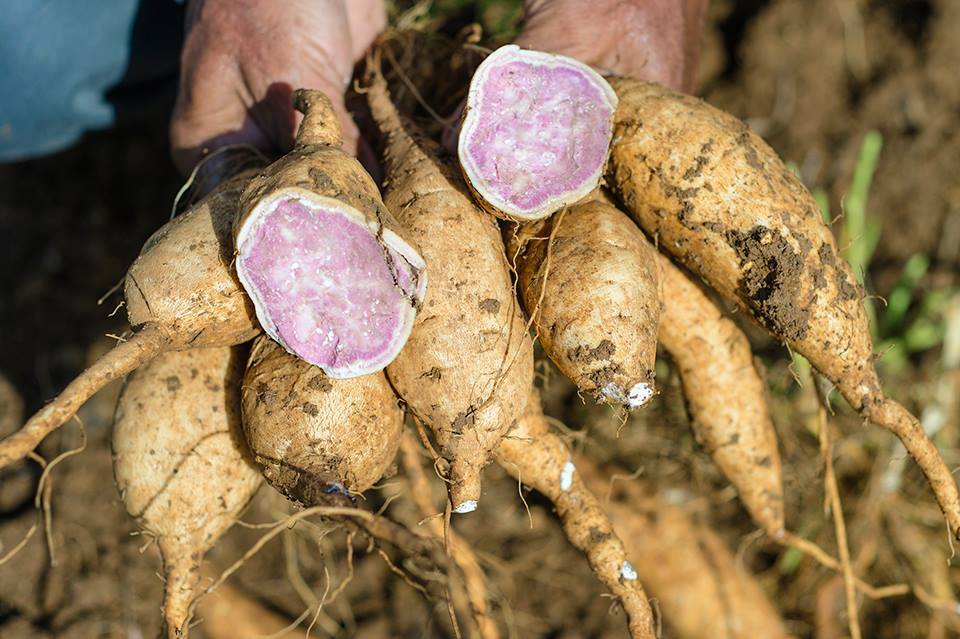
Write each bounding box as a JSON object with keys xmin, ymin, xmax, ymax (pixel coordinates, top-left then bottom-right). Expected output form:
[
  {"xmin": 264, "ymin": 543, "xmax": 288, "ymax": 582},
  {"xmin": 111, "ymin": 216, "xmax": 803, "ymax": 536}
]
[
  {"xmin": 113, "ymin": 346, "xmax": 262, "ymax": 638},
  {"xmin": 235, "ymin": 90, "xmax": 426, "ymax": 378},
  {"xmin": 607, "ymin": 77, "xmax": 960, "ymax": 539},
  {"xmin": 458, "ymin": 45, "xmax": 617, "ymax": 221}
]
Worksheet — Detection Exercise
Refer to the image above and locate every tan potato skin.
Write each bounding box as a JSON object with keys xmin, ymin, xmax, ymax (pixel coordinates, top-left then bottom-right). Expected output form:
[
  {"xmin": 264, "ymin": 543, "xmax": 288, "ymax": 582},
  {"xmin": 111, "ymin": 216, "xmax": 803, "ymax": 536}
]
[
  {"xmin": 241, "ymin": 336, "xmax": 403, "ymax": 503},
  {"xmin": 509, "ymin": 200, "xmax": 660, "ymax": 408},
  {"xmin": 366, "ymin": 72, "xmax": 533, "ymax": 511},
  {"xmin": 0, "ymin": 173, "xmax": 261, "ymax": 471},
  {"xmin": 125, "ymin": 171, "xmax": 261, "ymax": 348},
  {"xmin": 608, "ymin": 78, "xmax": 960, "ymax": 539},
  {"xmin": 496, "ymin": 391, "xmax": 657, "ymax": 639},
  {"xmin": 197, "ymin": 573, "xmax": 298, "ymax": 638},
  {"xmin": 657, "ymin": 254, "xmax": 784, "ymax": 537},
  {"xmin": 576, "ymin": 459, "xmax": 793, "ymax": 639},
  {"xmin": 112, "ymin": 346, "xmax": 262, "ymax": 639},
  {"xmin": 608, "ymin": 78, "xmax": 871, "ymax": 401}
]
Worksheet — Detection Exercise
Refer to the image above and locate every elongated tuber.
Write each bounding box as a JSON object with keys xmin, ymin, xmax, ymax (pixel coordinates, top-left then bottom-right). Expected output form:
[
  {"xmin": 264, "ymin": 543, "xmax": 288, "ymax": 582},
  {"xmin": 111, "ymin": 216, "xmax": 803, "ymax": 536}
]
[
  {"xmin": 657, "ymin": 253, "xmax": 784, "ymax": 537},
  {"xmin": 577, "ymin": 458, "xmax": 793, "ymax": 639},
  {"xmin": 607, "ymin": 77, "xmax": 960, "ymax": 539},
  {"xmin": 1, "ymin": 172, "xmax": 261, "ymax": 470},
  {"xmin": 113, "ymin": 346, "xmax": 262, "ymax": 638},
  {"xmin": 508, "ymin": 199, "xmax": 660, "ymax": 408},
  {"xmin": 366, "ymin": 64, "xmax": 533, "ymax": 513},
  {"xmin": 495, "ymin": 390, "xmax": 656, "ymax": 639}
]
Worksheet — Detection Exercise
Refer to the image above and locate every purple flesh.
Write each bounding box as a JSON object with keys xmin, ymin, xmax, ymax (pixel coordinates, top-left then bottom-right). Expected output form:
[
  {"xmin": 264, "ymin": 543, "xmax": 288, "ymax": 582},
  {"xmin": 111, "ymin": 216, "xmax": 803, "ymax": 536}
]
[
  {"xmin": 460, "ymin": 51, "xmax": 615, "ymax": 216},
  {"xmin": 239, "ymin": 198, "xmax": 418, "ymax": 374}
]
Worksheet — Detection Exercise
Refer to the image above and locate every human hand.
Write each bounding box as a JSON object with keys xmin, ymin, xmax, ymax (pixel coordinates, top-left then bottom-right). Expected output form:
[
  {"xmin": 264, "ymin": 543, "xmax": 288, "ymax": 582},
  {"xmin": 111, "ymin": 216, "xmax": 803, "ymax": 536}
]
[
  {"xmin": 443, "ymin": 0, "xmax": 707, "ymax": 152},
  {"xmin": 170, "ymin": 0, "xmax": 385, "ymax": 176},
  {"xmin": 515, "ymin": 0, "xmax": 708, "ymax": 93}
]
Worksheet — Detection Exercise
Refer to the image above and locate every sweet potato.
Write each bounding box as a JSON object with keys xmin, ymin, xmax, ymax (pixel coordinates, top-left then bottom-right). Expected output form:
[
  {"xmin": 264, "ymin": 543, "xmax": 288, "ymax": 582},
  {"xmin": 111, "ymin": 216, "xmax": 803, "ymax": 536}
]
[
  {"xmin": 508, "ymin": 199, "xmax": 660, "ymax": 408},
  {"xmin": 241, "ymin": 335, "xmax": 403, "ymax": 504},
  {"xmin": 197, "ymin": 578, "xmax": 297, "ymax": 639},
  {"xmin": 607, "ymin": 77, "xmax": 960, "ymax": 538},
  {"xmin": 657, "ymin": 253, "xmax": 784, "ymax": 537},
  {"xmin": 365, "ymin": 65, "xmax": 533, "ymax": 513},
  {"xmin": 1, "ymin": 172, "xmax": 261, "ymax": 470},
  {"xmin": 576, "ymin": 458, "xmax": 793, "ymax": 639},
  {"xmin": 112, "ymin": 346, "xmax": 262, "ymax": 638},
  {"xmin": 399, "ymin": 432, "xmax": 498, "ymax": 639},
  {"xmin": 495, "ymin": 390, "xmax": 656, "ymax": 639},
  {"xmin": 235, "ymin": 90, "xmax": 426, "ymax": 378},
  {"xmin": 458, "ymin": 45, "xmax": 618, "ymax": 221}
]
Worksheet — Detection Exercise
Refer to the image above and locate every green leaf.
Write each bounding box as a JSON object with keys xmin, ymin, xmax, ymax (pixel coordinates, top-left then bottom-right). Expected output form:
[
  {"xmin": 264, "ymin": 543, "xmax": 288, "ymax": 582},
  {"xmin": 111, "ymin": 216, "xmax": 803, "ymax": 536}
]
[
  {"xmin": 904, "ymin": 320, "xmax": 946, "ymax": 353},
  {"xmin": 813, "ymin": 187, "xmax": 831, "ymax": 224},
  {"xmin": 880, "ymin": 253, "xmax": 929, "ymax": 336},
  {"xmin": 840, "ymin": 131, "xmax": 884, "ymax": 284}
]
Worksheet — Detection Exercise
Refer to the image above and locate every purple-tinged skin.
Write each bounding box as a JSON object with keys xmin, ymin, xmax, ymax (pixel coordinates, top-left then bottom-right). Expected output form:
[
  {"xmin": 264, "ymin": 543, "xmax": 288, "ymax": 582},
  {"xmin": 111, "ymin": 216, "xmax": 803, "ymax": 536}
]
[
  {"xmin": 237, "ymin": 197, "xmax": 419, "ymax": 376},
  {"xmin": 459, "ymin": 50, "xmax": 616, "ymax": 217}
]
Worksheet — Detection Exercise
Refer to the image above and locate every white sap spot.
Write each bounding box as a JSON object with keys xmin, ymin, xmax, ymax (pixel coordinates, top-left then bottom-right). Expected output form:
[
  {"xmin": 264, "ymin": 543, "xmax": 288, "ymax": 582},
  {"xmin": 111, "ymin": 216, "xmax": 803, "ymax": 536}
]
[
  {"xmin": 601, "ymin": 383, "xmax": 626, "ymax": 404},
  {"xmin": 560, "ymin": 460, "xmax": 575, "ymax": 491},
  {"xmin": 620, "ymin": 561, "xmax": 638, "ymax": 581},
  {"xmin": 601, "ymin": 382, "xmax": 654, "ymax": 409},
  {"xmin": 626, "ymin": 382, "xmax": 655, "ymax": 408},
  {"xmin": 280, "ymin": 226, "xmax": 296, "ymax": 241},
  {"xmin": 453, "ymin": 500, "xmax": 478, "ymax": 514}
]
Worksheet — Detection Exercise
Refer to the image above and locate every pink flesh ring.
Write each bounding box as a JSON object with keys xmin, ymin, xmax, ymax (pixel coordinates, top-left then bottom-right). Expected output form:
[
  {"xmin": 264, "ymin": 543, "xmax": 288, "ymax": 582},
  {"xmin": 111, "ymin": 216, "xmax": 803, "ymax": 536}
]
[
  {"xmin": 459, "ymin": 45, "xmax": 618, "ymax": 221},
  {"xmin": 236, "ymin": 192, "xmax": 426, "ymax": 378}
]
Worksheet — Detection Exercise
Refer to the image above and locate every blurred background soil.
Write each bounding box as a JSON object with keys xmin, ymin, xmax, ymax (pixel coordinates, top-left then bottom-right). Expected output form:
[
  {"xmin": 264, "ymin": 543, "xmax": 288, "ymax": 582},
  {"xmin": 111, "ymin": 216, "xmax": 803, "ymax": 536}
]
[{"xmin": 1, "ymin": 0, "xmax": 959, "ymax": 637}]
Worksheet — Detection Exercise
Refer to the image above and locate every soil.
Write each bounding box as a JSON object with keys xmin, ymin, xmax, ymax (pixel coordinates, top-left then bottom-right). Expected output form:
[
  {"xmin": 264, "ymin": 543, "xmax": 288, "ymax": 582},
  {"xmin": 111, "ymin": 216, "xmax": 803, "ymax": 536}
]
[{"xmin": 2, "ymin": 1, "xmax": 959, "ymax": 638}]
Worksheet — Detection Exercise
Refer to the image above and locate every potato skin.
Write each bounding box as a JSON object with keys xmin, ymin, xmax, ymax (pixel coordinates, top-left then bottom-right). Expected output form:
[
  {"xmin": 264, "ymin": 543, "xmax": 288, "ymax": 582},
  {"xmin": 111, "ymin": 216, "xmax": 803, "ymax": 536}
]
[
  {"xmin": 607, "ymin": 78, "xmax": 875, "ymax": 409},
  {"xmin": 113, "ymin": 345, "xmax": 261, "ymax": 554},
  {"xmin": 510, "ymin": 199, "xmax": 660, "ymax": 407},
  {"xmin": 125, "ymin": 172, "xmax": 260, "ymax": 349},
  {"xmin": 608, "ymin": 78, "xmax": 960, "ymax": 540},
  {"xmin": 495, "ymin": 390, "xmax": 657, "ymax": 639},
  {"xmin": 657, "ymin": 254, "xmax": 784, "ymax": 537},
  {"xmin": 0, "ymin": 171, "xmax": 263, "ymax": 475},
  {"xmin": 235, "ymin": 143, "xmax": 412, "ymax": 253},
  {"xmin": 112, "ymin": 346, "xmax": 262, "ymax": 638},
  {"xmin": 577, "ymin": 458, "xmax": 792, "ymax": 639},
  {"xmin": 241, "ymin": 336, "xmax": 403, "ymax": 504},
  {"xmin": 367, "ymin": 74, "xmax": 534, "ymax": 510}
]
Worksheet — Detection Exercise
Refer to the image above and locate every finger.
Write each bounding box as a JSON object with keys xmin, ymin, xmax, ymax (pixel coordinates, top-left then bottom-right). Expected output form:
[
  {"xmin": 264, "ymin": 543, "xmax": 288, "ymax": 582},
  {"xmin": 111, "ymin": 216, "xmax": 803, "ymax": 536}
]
[
  {"xmin": 345, "ymin": 0, "xmax": 387, "ymax": 62},
  {"xmin": 515, "ymin": 0, "xmax": 707, "ymax": 92}
]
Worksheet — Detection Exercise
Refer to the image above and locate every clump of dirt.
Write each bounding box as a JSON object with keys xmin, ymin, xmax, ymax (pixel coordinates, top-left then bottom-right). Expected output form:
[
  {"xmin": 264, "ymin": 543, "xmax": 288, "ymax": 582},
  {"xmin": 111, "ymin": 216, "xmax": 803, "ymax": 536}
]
[{"xmin": 726, "ymin": 225, "xmax": 811, "ymax": 341}]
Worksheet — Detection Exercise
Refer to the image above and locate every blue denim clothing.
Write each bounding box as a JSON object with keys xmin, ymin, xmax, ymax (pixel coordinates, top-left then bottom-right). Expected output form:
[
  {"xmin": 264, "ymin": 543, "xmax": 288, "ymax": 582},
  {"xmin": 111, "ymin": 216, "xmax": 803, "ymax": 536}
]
[{"xmin": 0, "ymin": 1, "xmax": 184, "ymax": 161}]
